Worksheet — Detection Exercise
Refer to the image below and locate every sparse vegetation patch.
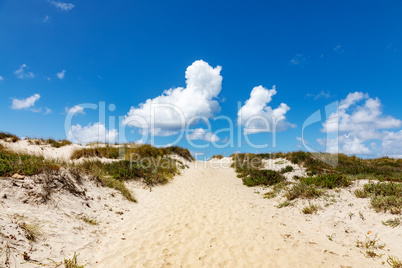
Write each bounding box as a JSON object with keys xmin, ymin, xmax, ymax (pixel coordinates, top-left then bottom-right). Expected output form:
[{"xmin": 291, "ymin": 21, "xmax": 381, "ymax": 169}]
[{"xmin": 355, "ymin": 182, "xmax": 402, "ymax": 214}]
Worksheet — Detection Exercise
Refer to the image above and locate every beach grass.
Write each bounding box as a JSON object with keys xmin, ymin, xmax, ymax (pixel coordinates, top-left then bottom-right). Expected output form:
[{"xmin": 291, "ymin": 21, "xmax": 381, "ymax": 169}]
[{"xmin": 355, "ymin": 182, "xmax": 402, "ymax": 214}]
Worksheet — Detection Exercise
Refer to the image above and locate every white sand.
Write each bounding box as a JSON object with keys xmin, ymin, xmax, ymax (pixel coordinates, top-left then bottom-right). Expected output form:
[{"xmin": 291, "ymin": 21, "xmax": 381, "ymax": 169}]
[
  {"xmin": 0, "ymin": 144, "xmax": 401, "ymax": 267},
  {"xmin": 0, "ymin": 139, "xmax": 79, "ymax": 161},
  {"xmin": 78, "ymin": 158, "xmax": 400, "ymax": 267}
]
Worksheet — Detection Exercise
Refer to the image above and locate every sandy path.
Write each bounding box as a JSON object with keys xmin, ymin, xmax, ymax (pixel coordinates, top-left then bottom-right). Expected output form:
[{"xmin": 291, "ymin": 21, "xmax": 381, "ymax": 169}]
[{"xmin": 84, "ymin": 161, "xmax": 379, "ymax": 267}]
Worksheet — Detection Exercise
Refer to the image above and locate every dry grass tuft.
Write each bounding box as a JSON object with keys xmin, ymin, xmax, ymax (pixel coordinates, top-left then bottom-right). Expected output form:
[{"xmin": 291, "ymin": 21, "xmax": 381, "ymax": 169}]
[
  {"xmin": 19, "ymin": 222, "xmax": 42, "ymax": 242},
  {"xmin": 302, "ymin": 204, "xmax": 320, "ymax": 214}
]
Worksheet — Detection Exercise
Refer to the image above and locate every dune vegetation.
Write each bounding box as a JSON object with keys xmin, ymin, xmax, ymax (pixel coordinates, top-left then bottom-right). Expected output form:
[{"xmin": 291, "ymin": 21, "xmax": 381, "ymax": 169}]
[
  {"xmin": 231, "ymin": 151, "xmax": 402, "ymax": 215},
  {"xmin": 0, "ymin": 133, "xmax": 193, "ymax": 203},
  {"xmin": 210, "ymin": 154, "xmax": 224, "ymax": 160},
  {"xmin": 70, "ymin": 144, "xmax": 194, "ymax": 162}
]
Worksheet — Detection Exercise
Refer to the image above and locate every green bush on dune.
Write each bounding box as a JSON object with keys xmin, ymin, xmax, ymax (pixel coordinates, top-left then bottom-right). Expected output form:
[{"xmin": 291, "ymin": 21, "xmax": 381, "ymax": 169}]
[{"xmin": 243, "ymin": 169, "xmax": 286, "ymax": 187}]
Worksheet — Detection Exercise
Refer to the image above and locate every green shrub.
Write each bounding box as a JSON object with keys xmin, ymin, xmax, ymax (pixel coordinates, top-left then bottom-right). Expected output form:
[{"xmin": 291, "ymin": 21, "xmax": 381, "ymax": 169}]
[
  {"xmin": 285, "ymin": 182, "xmax": 323, "ymax": 200},
  {"xmin": 281, "ymin": 165, "xmax": 294, "ymax": 173},
  {"xmin": 301, "ymin": 173, "xmax": 351, "ymax": 189},
  {"xmin": 242, "ymin": 169, "xmax": 285, "ymax": 187},
  {"xmin": 211, "ymin": 154, "xmax": 224, "ymax": 160}
]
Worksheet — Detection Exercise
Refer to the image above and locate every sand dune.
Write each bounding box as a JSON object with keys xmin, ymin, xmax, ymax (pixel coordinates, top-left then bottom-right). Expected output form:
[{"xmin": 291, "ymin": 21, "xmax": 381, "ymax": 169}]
[
  {"xmin": 80, "ymin": 159, "xmax": 394, "ymax": 267},
  {"xmin": 1, "ymin": 142, "xmax": 400, "ymax": 267}
]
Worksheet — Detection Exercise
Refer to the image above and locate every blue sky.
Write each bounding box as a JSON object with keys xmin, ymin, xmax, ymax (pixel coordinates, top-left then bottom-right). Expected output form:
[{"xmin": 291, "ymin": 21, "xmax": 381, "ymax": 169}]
[{"xmin": 1, "ymin": 0, "xmax": 402, "ymax": 159}]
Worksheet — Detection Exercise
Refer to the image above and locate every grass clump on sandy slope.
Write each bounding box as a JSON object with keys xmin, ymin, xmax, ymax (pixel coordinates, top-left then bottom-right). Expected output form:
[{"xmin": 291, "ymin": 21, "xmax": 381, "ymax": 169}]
[
  {"xmin": 77, "ymin": 154, "xmax": 182, "ymax": 202},
  {"xmin": 27, "ymin": 138, "xmax": 72, "ymax": 148},
  {"xmin": 231, "ymin": 153, "xmax": 285, "ymax": 187},
  {"xmin": 356, "ymin": 235, "xmax": 386, "ymax": 258},
  {"xmin": 210, "ymin": 154, "xmax": 224, "ymax": 160},
  {"xmin": 71, "ymin": 146, "xmax": 120, "ymax": 160},
  {"xmin": 285, "ymin": 151, "xmax": 402, "ymax": 182},
  {"xmin": 355, "ymin": 182, "xmax": 402, "ymax": 214},
  {"xmin": 19, "ymin": 222, "xmax": 42, "ymax": 242},
  {"xmin": 81, "ymin": 216, "xmax": 98, "ymax": 225},
  {"xmin": 264, "ymin": 181, "xmax": 290, "ymax": 199},
  {"xmin": 387, "ymin": 255, "xmax": 402, "ymax": 268},
  {"xmin": 64, "ymin": 253, "xmax": 85, "ymax": 268},
  {"xmin": 280, "ymin": 165, "xmax": 294, "ymax": 173},
  {"xmin": 127, "ymin": 144, "xmax": 194, "ymax": 161},
  {"xmin": 42, "ymin": 138, "xmax": 72, "ymax": 148},
  {"xmin": 382, "ymin": 217, "xmax": 401, "ymax": 228},
  {"xmin": 285, "ymin": 173, "xmax": 351, "ymax": 200},
  {"xmin": 0, "ymin": 145, "xmax": 58, "ymax": 177},
  {"xmin": 302, "ymin": 204, "xmax": 320, "ymax": 214},
  {"xmin": 0, "ymin": 131, "xmax": 20, "ymax": 142},
  {"xmin": 242, "ymin": 169, "xmax": 285, "ymax": 187}
]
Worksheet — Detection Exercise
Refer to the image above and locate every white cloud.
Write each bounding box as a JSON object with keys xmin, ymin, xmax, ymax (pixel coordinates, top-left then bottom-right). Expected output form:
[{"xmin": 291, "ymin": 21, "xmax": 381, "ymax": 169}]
[
  {"xmin": 67, "ymin": 122, "xmax": 118, "ymax": 144},
  {"xmin": 14, "ymin": 64, "xmax": 34, "ymax": 79},
  {"xmin": 44, "ymin": 108, "xmax": 52, "ymax": 115},
  {"xmin": 382, "ymin": 130, "xmax": 402, "ymax": 158},
  {"xmin": 66, "ymin": 105, "xmax": 85, "ymax": 114},
  {"xmin": 237, "ymin": 85, "xmax": 294, "ymax": 134},
  {"xmin": 187, "ymin": 128, "xmax": 220, "ymax": 142},
  {"xmin": 49, "ymin": 0, "xmax": 75, "ymax": 11},
  {"xmin": 57, "ymin": 69, "xmax": 66, "ymax": 79},
  {"xmin": 43, "ymin": 15, "xmax": 49, "ymax": 22},
  {"xmin": 0, "ymin": 76, "xmax": 3, "ymax": 81},
  {"xmin": 11, "ymin": 94, "xmax": 40, "ymax": 110},
  {"xmin": 290, "ymin": 54, "xmax": 306, "ymax": 65},
  {"xmin": 122, "ymin": 60, "xmax": 223, "ymax": 136},
  {"xmin": 323, "ymin": 92, "xmax": 401, "ymax": 135},
  {"xmin": 306, "ymin": 90, "xmax": 334, "ymax": 100},
  {"xmin": 320, "ymin": 92, "xmax": 402, "ymax": 155}
]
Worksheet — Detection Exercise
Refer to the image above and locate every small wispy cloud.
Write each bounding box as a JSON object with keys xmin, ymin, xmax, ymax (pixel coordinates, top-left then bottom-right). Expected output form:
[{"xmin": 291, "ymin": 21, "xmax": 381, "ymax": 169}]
[
  {"xmin": 0, "ymin": 76, "xmax": 4, "ymax": 81},
  {"xmin": 44, "ymin": 108, "xmax": 52, "ymax": 115},
  {"xmin": 14, "ymin": 64, "xmax": 34, "ymax": 79},
  {"xmin": 11, "ymin": 94, "xmax": 40, "ymax": 110},
  {"xmin": 306, "ymin": 90, "xmax": 335, "ymax": 100},
  {"xmin": 290, "ymin": 54, "xmax": 306, "ymax": 65},
  {"xmin": 334, "ymin": 45, "xmax": 344, "ymax": 54},
  {"xmin": 65, "ymin": 105, "xmax": 85, "ymax": 114},
  {"xmin": 43, "ymin": 15, "xmax": 49, "ymax": 23},
  {"xmin": 57, "ymin": 69, "xmax": 66, "ymax": 79},
  {"xmin": 49, "ymin": 0, "xmax": 75, "ymax": 11}
]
